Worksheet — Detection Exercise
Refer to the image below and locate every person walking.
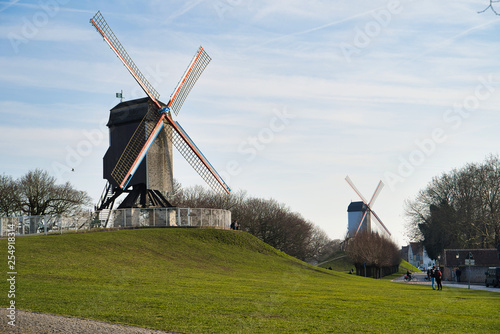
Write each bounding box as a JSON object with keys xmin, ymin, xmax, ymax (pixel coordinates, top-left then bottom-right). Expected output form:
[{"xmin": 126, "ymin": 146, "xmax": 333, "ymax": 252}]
[
  {"xmin": 430, "ymin": 265, "xmax": 436, "ymax": 290},
  {"xmin": 436, "ymin": 267, "xmax": 443, "ymax": 290},
  {"xmin": 456, "ymin": 268, "xmax": 462, "ymax": 282}
]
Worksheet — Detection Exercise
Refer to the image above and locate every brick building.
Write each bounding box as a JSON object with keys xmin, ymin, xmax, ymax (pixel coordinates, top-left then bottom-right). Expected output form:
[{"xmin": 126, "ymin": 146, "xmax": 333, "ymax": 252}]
[{"xmin": 442, "ymin": 248, "xmax": 500, "ymax": 283}]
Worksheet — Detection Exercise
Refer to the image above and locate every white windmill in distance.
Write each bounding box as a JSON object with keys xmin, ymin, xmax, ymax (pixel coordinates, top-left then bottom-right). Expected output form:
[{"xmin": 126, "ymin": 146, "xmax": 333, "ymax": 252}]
[{"xmin": 345, "ymin": 176, "xmax": 391, "ymax": 238}]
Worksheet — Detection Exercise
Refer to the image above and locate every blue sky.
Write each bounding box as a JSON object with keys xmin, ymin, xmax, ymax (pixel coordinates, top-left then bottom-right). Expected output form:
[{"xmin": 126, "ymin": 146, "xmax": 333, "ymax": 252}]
[{"xmin": 1, "ymin": 0, "xmax": 500, "ymax": 246}]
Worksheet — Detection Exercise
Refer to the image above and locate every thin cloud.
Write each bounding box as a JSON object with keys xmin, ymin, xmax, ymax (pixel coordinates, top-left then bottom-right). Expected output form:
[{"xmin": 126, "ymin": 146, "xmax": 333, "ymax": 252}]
[
  {"xmin": 405, "ymin": 18, "xmax": 500, "ymax": 65},
  {"xmin": 0, "ymin": 0, "xmax": 21, "ymax": 13},
  {"xmin": 244, "ymin": 5, "xmax": 388, "ymax": 52},
  {"xmin": 166, "ymin": 0, "xmax": 206, "ymax": 21}
]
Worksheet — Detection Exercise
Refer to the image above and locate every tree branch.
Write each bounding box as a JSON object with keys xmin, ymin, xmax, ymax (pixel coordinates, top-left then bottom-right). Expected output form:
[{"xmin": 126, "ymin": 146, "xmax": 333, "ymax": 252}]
[{"xmin": 478, "ymin": 0, "xmax": 500, "ymax": 15}]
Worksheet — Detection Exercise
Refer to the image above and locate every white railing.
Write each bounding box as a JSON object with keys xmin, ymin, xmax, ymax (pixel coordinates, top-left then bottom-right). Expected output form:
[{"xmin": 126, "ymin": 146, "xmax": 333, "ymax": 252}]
[{"xmin": 0, "ymin": 214, "xmax": 88, "ymax": 236}]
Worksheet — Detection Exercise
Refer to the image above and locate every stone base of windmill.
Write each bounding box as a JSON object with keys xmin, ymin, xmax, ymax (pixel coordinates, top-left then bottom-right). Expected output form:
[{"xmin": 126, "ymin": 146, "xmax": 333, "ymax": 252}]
[
  {"xmin": 108, "ymin": 208, "xmax": 178, "ymax": 228},
  {"xmin": 106, "ymin": 207, "xmax": 231, "ymax": 230}
]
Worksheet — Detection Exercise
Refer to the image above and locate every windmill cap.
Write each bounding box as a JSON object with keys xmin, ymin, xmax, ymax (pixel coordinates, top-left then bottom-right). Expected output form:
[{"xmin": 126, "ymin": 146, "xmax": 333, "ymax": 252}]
[
  {"xmin": 347, "ymin": 201, "xmax": 368, "ymax": 212},
  {"xmin": 107, "ymin": 97, "xmax": 167, "ymax": 127}
]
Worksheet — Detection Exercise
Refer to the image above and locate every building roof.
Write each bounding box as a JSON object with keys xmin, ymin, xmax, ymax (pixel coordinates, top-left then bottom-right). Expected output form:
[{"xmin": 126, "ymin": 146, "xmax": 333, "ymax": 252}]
[
  {"xmin": 444, "ymin": 249, "xmax": 500, "ymax": 267},
  {"xmin": 409, "ymin": 242, "xmax": 423, "ymax": 255},
  {"xmin": 400, "ymin": 246, "xmax": 409, "ymax": 261}
]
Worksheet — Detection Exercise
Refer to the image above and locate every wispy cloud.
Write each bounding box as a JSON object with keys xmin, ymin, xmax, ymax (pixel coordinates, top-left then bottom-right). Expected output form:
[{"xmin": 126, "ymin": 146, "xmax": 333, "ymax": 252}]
[
  {"xmin": 166, "ymin": 0, "xmax": 206, "ymax": 21},
  {"xmin": 0, "ymin": 0, "xmax": 21, "ymax": 13},
  {"xmin": 1, "ymin": 0, "xmax": 499, "ymax": 245}
]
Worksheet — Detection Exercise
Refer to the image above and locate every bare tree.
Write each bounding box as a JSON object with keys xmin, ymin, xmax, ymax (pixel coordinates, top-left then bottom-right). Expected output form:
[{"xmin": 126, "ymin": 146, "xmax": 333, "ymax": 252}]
[
  {"xmin": 0, "ymin": 174, "xmax": 20, "ymax": 217},
  {"xmin": 346, "ymin": 232, "xmax": 400, "ymax": 269},
  {"xmin": 306, "ymin": 226, "xmax": 341, "ymax": 263},
  {"xmin": 16, "ymin": 169, "xmax": 92, "ymax": 216},
  {"xmin": 405, "ymin": 155, "xmax": 500, "ymax": 258},
  {"xmin": 479, "ymin": 0, "xmax": 500, "ymax": 15},
  {"xmin": 170, "ymin": 180, "xmax": 247, "ymax": 212},
  {"xmin": 171, "ymin": 181, "xmax": 333, "ymax": 261}
]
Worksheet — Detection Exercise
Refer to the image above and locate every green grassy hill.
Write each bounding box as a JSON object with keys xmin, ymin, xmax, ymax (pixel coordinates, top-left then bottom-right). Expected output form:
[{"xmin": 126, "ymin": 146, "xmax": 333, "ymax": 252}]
[
  {"xmin": 318, "ymin": 251, "xmax": 420, "ymax": 280},
  {"xmin": 318, "ymin": 251, "xmax": 354, "ymax": 272},
  {"xmin": 1, "ymin": 229, "xmax": 499, "ymax": 333}
]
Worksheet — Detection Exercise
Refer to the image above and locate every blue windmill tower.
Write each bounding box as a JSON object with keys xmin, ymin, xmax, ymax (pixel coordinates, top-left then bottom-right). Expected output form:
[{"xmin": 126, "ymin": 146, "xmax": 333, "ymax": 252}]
[{"xmin": 345, "ymin": 176, "xmax": 391, "ymax": 238}]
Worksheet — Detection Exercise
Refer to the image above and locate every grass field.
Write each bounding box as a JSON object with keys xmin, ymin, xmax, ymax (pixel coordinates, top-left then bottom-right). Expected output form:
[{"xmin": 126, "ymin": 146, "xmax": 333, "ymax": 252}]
[{"xmin": 1, "ymin": 228, "xmax": 499, "ymax": 333}]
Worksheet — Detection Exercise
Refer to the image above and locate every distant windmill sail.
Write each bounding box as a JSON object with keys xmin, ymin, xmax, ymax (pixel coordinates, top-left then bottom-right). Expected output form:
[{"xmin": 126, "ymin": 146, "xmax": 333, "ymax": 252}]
[
  {"xmin": 345, "ymin": 176, "xmax": 391, "ymax": 237},
  {"xmin": 91, "ymin": 11, "xmax": 230, "ymax": 195}
]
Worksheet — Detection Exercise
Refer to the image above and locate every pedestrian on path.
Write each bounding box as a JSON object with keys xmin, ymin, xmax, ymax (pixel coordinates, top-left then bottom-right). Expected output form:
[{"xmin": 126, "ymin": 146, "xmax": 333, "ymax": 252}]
[
  {"xmin": 436, "ymin": 268, "xmax": 443, "ymax": 290},
  {"xmin": 430, "ymin": 265, "xmax": 436, "ymax": 290}
]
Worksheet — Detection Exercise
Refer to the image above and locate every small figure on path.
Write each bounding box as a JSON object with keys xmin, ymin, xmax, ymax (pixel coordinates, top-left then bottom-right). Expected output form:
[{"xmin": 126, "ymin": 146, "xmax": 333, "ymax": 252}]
[
  {"xmin": 436, "ymin": 268, "xmax": 443, "ymax": 290},
  {"xmin": 456, "ymin": 268, "xmax": 462, "ymax": 282},
  {"xmin": 406, "ymin": 270, "xmax": 412, "ymax": 281},
  {"xmin": 430, "ymin": 265, "xmax": 436, "ymax": 290}
]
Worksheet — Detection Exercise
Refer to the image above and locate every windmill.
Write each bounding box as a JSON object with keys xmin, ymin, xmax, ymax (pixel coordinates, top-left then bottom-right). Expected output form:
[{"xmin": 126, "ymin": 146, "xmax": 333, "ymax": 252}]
[
  {"xmin": 90, "ymin": 11, "xmax": 230, "ymax": 223},
  {"xmin": 345, "ymin": 176, "xmax": 391, "ymax": 238}
]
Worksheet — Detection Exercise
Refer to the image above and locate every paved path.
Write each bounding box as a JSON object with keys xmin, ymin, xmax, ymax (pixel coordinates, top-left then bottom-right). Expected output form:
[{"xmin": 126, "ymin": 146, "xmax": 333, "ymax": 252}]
[{"xmin": 392, "ymin": 272, "xmax": 500, "ymax": 293}]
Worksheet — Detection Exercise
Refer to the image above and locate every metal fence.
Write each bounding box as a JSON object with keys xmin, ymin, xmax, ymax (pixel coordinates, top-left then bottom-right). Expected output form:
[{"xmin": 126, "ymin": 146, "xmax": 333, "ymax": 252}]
[
  {"xmin": 0, "ymin": 208, "xmax": 231, "ymax": 236},
  {"xmin": 0, "ymin": 214, "xmax": 88, "ymax": 236}
]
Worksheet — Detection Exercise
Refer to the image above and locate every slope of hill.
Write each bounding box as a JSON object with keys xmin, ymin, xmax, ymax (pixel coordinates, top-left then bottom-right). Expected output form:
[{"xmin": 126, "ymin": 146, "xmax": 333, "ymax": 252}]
[
  {"xmin": 1, "ymin": 228, "xmax": 499, "ymax": 333},
  {"xmin": 317, "ymin": 251, "xmax": 354, "ymax": 272},
  {"xmin": 318, "ymin": 251, "xmax": 420, "ymax": 280}
]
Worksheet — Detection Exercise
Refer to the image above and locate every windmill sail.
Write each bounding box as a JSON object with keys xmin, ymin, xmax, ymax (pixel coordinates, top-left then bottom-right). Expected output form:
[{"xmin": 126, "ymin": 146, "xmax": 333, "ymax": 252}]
[
  {"xmin": 166, "ymin": 121, "xmax": 230, "ymax": 195},
  {"xmin": 91, "ymin": 11, "xmax": 230, "ymax": 195},
  {"xmin": 345, "ymin": 176, "xmax": 391, "ymax": 236},
  {"xmin": 168, "ymin": 46, "xmax": 211, "ymax": 116},
  {"xmin": 90, "ymin": 11, "xmax": 160, "ymax": 104},
  {"xmin": 370, "ymin": 210, "xmax": 391, "ymax": 236},
  {"xmin": 345, "ymin": 175, "xmax": 368, "ymax": 203}
]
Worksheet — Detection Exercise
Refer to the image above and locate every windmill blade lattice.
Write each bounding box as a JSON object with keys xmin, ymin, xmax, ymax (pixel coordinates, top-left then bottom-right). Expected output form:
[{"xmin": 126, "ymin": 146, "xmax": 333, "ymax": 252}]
[
  {"xmin": 370, "ymin": 210, "xmax": 391, "ymax": 236},
  {"xmin": 345, "ymin": 175, "xmax": 368, "ymax": 204},
  {"xmin": 166, "ymin": 121, "xmax": 230, "ymax": 195},
  {"xmin": 368, "ymin": 180, "xmax": 384, "ymax": 206},
  {"xmin": 90, "ymin": 11, "xmax": 161, "ymax": 104},
  {"xmin": 168, "ymin": 47, "xmax": 211, "ymax": 116}
]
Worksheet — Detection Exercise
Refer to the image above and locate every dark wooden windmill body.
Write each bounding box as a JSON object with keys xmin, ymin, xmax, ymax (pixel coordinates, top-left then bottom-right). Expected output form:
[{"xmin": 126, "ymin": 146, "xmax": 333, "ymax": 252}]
[
  {"xmin": 90, "ymin": 11, "xmax": 230, "ymax": 222},
  {"xmin": 103, "ymin": 98, "xmax": 174, "ymax": 208}
]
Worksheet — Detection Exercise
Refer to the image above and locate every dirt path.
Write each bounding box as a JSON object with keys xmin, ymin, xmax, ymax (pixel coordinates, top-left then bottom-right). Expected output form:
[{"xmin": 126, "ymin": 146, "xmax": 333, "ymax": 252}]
[{"xmin": 0, "ymin": 308, "xmax": 180, "ymax": 334}]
